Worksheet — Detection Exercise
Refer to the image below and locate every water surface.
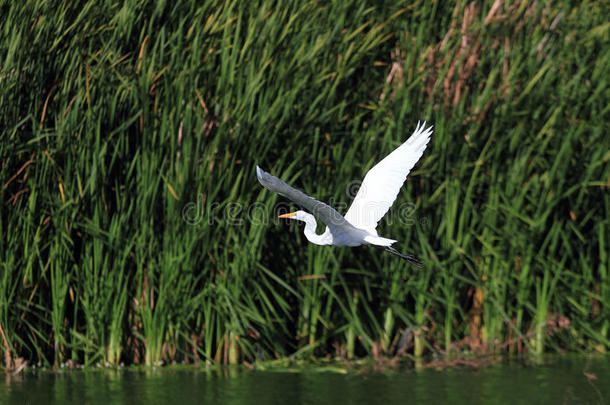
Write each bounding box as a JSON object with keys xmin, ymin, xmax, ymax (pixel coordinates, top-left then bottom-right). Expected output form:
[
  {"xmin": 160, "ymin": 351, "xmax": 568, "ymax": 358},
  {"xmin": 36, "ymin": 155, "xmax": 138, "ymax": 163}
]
[{"xmin": 1, "ymin": 356, "xmax": 607, "ymax": 404}]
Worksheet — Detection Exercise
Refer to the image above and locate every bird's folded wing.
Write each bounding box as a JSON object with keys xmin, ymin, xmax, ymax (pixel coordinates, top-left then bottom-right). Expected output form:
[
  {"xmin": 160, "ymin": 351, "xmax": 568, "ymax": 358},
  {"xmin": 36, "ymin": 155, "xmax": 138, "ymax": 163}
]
[
  {"xmin": 256, "ymin": 166, "xmax": 353, "ymax": 229},
  {"xmin": 344, "ymin": 122, "xmax": 433, "ymax": 232}
]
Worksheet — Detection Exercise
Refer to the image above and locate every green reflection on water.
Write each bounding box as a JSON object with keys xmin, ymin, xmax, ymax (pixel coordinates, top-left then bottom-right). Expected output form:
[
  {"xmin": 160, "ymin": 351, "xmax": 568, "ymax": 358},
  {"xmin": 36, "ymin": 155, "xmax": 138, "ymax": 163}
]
[{"xmin": 1, "ymin": 357, "xmax": 608, "ymax": 405}]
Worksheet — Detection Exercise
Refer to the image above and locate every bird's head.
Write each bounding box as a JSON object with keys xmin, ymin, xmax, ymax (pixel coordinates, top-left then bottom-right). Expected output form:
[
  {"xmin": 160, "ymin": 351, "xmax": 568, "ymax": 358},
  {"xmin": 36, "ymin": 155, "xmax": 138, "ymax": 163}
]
[{"xmin": 278, "ymin": 210, "xmax": 309, "ymax": 222}]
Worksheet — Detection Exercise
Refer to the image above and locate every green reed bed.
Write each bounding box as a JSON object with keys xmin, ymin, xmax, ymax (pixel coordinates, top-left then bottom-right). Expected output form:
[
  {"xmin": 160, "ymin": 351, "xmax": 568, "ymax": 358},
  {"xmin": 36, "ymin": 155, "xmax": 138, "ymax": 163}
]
[{"xmin": 1, "ymin": 1, "xmax": 608, "ymax": 369}]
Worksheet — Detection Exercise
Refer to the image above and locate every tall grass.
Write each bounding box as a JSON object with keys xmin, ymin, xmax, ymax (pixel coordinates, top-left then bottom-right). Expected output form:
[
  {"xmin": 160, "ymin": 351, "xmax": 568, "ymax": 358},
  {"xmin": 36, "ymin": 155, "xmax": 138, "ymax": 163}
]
[{"xmin": 1, "ymin": 0, "xmax": 608, "ymax": 368}]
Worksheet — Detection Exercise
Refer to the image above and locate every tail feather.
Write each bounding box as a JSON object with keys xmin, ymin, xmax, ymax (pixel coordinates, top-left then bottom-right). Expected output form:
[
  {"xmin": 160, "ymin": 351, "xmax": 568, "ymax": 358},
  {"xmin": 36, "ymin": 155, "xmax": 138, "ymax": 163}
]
[{"xmin": 383, "ymin": 246, "xmax": 423, "ymax": 267}]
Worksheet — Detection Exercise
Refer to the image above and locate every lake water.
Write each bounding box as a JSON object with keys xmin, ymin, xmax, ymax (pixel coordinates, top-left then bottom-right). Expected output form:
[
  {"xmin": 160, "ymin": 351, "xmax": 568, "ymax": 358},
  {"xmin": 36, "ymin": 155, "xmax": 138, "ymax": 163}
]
[{"xmin": 1, "ymin": 356, "xmax": 608, "ymax": 404}]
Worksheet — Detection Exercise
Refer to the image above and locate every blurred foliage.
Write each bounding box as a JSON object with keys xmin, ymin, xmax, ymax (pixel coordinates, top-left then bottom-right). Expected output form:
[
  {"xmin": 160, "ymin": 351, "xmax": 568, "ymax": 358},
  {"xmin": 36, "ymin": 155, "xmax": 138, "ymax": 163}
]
[{"xmin": 0, "ymin": 0, "xmax": 608, "ymax": 368}]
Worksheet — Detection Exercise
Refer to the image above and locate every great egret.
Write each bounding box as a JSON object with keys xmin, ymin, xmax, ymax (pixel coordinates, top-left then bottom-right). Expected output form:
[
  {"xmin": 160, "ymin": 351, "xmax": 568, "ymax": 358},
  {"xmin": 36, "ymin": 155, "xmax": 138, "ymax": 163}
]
[{"xmin": 256, "ymin": 121, "xmax": 432, "ymax": 266}]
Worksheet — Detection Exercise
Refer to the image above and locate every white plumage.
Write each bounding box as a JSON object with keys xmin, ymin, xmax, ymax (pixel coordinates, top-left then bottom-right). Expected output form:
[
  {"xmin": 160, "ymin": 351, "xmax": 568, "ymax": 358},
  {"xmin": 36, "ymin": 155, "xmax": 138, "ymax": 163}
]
[{"xmin": 256, "ymin": 122, "xmax": 432, "ymax": 265}]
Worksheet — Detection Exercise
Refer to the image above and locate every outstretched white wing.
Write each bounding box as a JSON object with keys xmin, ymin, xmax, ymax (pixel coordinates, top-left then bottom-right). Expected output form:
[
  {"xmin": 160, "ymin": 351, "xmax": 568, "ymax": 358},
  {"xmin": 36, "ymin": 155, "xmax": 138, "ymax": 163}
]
[
  {"xmin": 343, "ymin": 122, "xmax": 433, "ymax": 233},
  {"xmin": 256, "ymin": 166, "xmax": 359, "ymax": 233}
]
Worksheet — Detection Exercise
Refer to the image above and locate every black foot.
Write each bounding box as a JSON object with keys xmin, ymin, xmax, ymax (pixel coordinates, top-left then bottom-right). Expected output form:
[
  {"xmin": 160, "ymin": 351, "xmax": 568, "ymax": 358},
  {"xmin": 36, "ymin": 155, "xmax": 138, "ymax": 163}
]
[{"xmin": 382, "ymin": 245, "xmax": 423, "ymax": 267}]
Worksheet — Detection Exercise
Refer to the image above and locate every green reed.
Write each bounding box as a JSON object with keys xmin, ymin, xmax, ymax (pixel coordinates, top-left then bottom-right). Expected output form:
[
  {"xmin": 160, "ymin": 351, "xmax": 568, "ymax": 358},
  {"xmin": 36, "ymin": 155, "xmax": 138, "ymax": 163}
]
[{"xmin": 1, "ymin": 0, "xmax": 608, "ymax": 369}]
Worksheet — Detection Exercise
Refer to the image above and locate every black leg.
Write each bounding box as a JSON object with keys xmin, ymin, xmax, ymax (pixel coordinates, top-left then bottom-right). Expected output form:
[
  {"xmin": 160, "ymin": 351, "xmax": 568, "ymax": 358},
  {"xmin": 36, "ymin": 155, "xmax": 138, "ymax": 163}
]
[{"xmin": 382, "ymin": 245, "xmax": 423, "ymax": 267}]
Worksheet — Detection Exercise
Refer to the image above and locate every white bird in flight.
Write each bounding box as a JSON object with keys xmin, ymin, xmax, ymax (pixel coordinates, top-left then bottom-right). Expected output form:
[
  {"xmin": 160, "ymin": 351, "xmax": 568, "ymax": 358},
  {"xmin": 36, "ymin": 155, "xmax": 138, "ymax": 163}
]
[{"xmin": 256, "ymin": 122, "xmax": 432, "ymax": 266}]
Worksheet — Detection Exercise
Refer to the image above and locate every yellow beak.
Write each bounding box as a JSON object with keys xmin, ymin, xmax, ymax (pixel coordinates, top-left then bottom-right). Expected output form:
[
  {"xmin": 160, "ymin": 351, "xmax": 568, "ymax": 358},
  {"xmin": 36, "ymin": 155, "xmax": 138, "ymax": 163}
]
[{"xmin": 278, "ymin": 212, "xmax": 296, "ymax": 219}]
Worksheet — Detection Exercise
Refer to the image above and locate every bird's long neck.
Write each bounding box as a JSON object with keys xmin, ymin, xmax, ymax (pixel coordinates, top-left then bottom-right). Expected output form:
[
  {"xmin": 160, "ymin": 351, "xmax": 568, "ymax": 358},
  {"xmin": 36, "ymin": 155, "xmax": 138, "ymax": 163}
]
[{"xmin": 301, "ymin": 212, "xmax": 332, "ymax": 246}]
